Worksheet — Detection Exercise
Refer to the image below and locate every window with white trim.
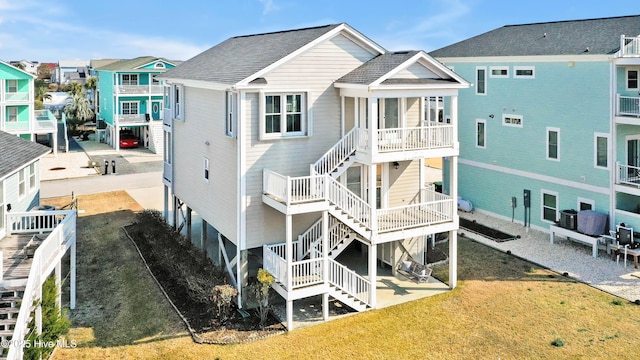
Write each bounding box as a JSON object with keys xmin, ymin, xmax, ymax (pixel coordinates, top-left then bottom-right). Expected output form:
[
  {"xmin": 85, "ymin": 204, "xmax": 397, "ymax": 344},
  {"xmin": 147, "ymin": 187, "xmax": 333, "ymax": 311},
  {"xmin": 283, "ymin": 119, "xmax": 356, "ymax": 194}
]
[
  {"xmin": 121, "ymin": 74, "xmax": 138, "ymax": 85},
  {"xmin": 203, "ymin": 157, "xmax": 209, "ymax": 183},
  {"xmin": 424, "ymin": 97, "xmax": 444, "ymax": 122},
  {"xmin": 577, "ymin": 197, "xmax": 594, "ymax": 211},
  {"xmin": 18, "ymin": 168, "xmax": 26, "ymax": 198},
  {"xmin": 164, "ymin": 131, "xmax": 172, "ymax": 165},
  {"xmin": 226, "ymin": 91, "xmax": 235, "ymax": 137},
  {"xmin": 28, "ymin": 163, "xmax": 36, "ymax": 191},
  {"xmin": 541, "ymin": 190, "xmax": 558, "ymax": 223},
  {"xmin": 489, "ymin": 66, "xmax": 509, "ymax": 78},
  {"xmin": 502, "ymin": 114, "xmax": 522, "ymax": 128},
  {"xmin": 7, "ymin": 107, "xmax": 18, "ymax": 122},
  {"xmin": 476, "ymin": 66, "xmax": 486, "ymax": 95},
  {"xmin": 514, "ymin": 66, "xmax": 535, "ymax": 79},
  {"xmin": 7, "ymin": 80, "xmax": 17, "ymax": 93},
  {"xmin": 476, "ymin": 119, "xmax": 486, "ymax": 148},
  {"xmin": 122, "ymin": 101, "xmax": 139, "ymax": 115},
  {"xmin": 547, "ymin": 127, "xmax": 560, "ymax": 160},
  {"xmin": 261, "ymin": 92, "xmax": 307, "ymax": 138},
  {"xmin": 173, "ymin": 84, "xmax": 184, "ymax": 121},
  {"xmin": 594, "ymin": 133, "xmax": 608, "ymax": 169},
  {"xmin": 627, "ymin": 68, "xmax": 638, "ymax": 90}
]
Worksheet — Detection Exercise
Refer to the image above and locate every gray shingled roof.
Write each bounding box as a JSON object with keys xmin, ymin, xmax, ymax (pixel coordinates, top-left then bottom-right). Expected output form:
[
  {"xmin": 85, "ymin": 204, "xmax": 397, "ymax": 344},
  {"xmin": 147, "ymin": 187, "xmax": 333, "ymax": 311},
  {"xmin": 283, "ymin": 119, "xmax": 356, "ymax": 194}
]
[
  {"xmin": 95, "ymin": 56, "xmax": 180, "ymax": 71},
  {"xmin": 336, "ymin": 51, "xmax": 420, "ymax": 85},
  {"xmin": 160, "ymin": 24, "xmax": 343, "ymax": 85},
  {"xmin": 430, "ymin": 15, "xmax": 640, "ymax": 58},
  {"xmin": 0, "ymin": 131, "xmax": 50, "ymax": 180}
]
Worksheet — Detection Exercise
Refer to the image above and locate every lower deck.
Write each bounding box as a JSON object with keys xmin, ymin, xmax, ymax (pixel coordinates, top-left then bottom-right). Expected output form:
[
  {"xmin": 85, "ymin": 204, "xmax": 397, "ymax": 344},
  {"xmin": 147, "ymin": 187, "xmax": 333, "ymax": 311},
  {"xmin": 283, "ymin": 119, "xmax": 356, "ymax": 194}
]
[{"xmin": 0, "ymin": 234, "xmax": 43, "ymax": 282}]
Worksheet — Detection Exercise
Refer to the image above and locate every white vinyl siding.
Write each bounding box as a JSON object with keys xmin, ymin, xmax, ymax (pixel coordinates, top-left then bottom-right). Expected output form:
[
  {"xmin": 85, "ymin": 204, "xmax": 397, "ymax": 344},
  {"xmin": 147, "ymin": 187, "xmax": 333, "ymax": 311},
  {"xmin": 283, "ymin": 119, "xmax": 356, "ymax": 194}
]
[
  {"xmin": 388, "ymin": 160, "xmax": 420, "ymax": 208},
  {"xmin": 172, "ymin": 87, "xmax": 238, "ymax": 242},
  {"xmin": 243, "ymin": 33, "xmax": 377, "ymax": 249}
]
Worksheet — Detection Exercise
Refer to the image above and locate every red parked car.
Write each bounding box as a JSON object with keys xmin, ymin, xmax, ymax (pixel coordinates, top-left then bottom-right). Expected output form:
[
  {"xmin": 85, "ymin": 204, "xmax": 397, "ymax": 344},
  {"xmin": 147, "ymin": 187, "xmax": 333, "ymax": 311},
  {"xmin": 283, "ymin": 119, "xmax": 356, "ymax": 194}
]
[{"xmin": 119, "ymin": 130, "xmax": 139, "ymax": 148}]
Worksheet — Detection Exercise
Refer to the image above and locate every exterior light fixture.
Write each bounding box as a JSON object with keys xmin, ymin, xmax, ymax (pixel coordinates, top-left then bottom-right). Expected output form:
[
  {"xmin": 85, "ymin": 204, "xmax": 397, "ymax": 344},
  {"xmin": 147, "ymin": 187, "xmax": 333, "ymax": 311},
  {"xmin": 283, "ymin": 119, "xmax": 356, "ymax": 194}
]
[{"xmin": 393, "ymin": 161, "xmax": 400, "ymax": 169}]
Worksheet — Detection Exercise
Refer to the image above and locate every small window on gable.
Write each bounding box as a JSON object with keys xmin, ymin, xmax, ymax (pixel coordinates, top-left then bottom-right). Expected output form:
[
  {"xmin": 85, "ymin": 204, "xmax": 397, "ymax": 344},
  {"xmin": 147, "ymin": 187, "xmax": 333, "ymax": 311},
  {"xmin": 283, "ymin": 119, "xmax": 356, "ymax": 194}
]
[
  {"xmin": 502, "ymin": 114, "xmax": 522, "ymax": 128},
  {"xmin": 226, "ymin": 91, "xmax": 235, "ymax": 137},
  {"xmin": 154, "ymin": 62, "xmax": 165, "ymax": 68},
  {"xmin": 514, "ymin": 66, "xmax": 535, "ymax": 79},
  {"xmin": 203, "ymin": 157, "xmax": 210, "ymax": 183},
  {"xmin": 627, "ymin": 69, "xmax": 638, "ymax": 90},
  {"xmin": 476, "ymin": 119, "xmax": 486, "ymax": 148},
  {"xmin": 260, "ymin": 92, "xmax": 308, "ymax": 139},
  {"xmin": 476, "ymin": 66, "xmax": 486, "ymax": 95},
  {"xmin": 489, "ymin": 66, "xmax": 509, "ymax": 78}
]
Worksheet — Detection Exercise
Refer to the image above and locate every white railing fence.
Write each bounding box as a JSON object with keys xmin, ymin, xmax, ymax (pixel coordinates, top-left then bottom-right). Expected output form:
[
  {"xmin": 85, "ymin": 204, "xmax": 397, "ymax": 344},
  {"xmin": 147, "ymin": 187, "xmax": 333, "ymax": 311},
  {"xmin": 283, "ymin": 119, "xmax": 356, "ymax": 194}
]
[
  {"xmin": 325, "ymin": 175, "xmax": 372, "ymax": 228},
  {"xmin": 328, "ymin": 259, "xmax": 370, "ymax": 306},
  {"xmin": 621, "ymin": 35, "xmax": 640, "ymax": 57},
  {"xmin": 6, "ymin": 210, "xmax": 76, "ymax": 360},
  {"xmin": 617, "ymin": 162, "xmax": 640, "ymax": 187},
  {"xmin": 617, "ymin": 95, "xmax": 640, "ymax": 117},
  {"xmin": 312, "ymin": 127, "xmax": 362, "ymax": 175},
  {"xmin": 263, "ymin": 170, "xmax": 325, "ymax": 205},
  {"xmin": 377, "ymin": 125, "xmax": 453, "ymax": 152}
]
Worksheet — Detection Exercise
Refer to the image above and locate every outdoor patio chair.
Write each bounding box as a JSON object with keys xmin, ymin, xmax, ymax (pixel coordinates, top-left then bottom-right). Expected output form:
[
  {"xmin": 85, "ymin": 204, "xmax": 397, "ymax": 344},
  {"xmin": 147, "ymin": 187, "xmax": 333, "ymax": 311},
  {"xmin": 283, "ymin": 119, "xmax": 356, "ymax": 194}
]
[{"xmin": 611, "ymin": 224, "xmax": 635, "ymax": 267}]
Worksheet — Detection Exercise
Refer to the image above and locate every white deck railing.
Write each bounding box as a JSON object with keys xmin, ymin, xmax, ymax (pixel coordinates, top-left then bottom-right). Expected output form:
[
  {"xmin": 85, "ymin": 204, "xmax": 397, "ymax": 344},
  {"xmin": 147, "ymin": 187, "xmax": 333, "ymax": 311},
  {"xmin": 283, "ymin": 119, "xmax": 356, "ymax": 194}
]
[
  {"xmin": 312, "ymin": 127, "xmax": 364, "ymax": 175},
  {"xmin": 5, "ymin": 210, "xmax": 76, "ymax": 360},
  {"xmin": 118, "ymin": 114, "xmax": 147, "ymax": 123},
  {"xmin": 620, "ymin": 35, "xmax": 640, "ymax": 57},
  {"xmin": 291, "ymin": 258, "xmax": 324, "ymax": 288},
  {"xmin": 7, "ymin": 211, "xmax": 63, "ymax": 234},
  {"xmin": 4, "ymin": 92, "xmax": 29, "ymax": 102},
  {"xmin": 263, "ymin": 170, "xmax": 326, "ymax": 205},
  {"xmin": 617, "ymin": 95, "xmax": 640, "ymax": 117},
  {"xmin": 328, "ymin": 259, "xmax": 370, "ymax": 306},
  {"xmin": 115, "ymin": 85, "xmax": 163, "ymax": 95},
  {"xmin": 377, "ymin": 125, "xmax": 453, "ymax": 153},
  {"xmin": 377, "ymin": 193, "xmax": 454, "ymax": 232},
  {"xmin": 617, "ymin": 162, "xmax": 640, "ymax": 187},
  {"xmin": 325, "ymin": 175, "xmax": 372, "ymax": 228}
]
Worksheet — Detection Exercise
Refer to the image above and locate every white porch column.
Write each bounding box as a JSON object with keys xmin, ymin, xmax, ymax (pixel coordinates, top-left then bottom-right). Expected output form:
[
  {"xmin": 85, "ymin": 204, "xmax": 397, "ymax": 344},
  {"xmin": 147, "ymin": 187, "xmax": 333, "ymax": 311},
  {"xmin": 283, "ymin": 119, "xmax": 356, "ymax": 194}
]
[
  {"xmin": 369, "ymin": 97, "xmax": 379, "ymax": 157},
  {"xmin": 369, "ymin": 243, "xmax": 377, "ymax": 307},
  {"xmin": 70, "ymin": 241, "xmax": 76, "ymax": 309},
  {"xmin": 368, "ymin": 164, "xmax": 377, "ymax": 231},
  {"xmin": 322, "ymin": 210, "xmax": 329, "ymax": 321},
  {"xmin": 449, "ymin": 230, "xmax": 458, "ymax": 289},
  {"xmin": 449, "ymin": 152, "xmax": 458, "ymax": 289},
  {"xmin": 285, "ymin": 214, "xmax": 294, "ymax": 330},
  {"xmin": 450, "ymin": 95, "xmax": 459, "ymax": 148}
]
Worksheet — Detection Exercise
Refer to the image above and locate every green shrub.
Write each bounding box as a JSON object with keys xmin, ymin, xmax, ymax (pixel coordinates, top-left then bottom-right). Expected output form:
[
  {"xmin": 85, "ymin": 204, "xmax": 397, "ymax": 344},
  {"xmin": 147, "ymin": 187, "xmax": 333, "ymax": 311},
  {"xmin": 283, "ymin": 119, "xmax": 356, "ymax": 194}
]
[
  {"xmin": 212, "ymin": 285, "xmax": 238, "ymax": 323},
  {"xmin": 551, "ymin": 338, "xmax": 565, "ymax": 347}
]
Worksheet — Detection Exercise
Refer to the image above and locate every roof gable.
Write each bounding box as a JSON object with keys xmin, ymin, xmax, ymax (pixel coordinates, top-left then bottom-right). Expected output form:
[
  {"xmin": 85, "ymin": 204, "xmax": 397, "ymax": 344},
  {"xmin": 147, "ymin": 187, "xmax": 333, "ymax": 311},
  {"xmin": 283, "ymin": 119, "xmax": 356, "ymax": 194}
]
[
  {"xmin": 430, "ymin": 15, "xmax": 640, "ymax": 58},
  {"xmin": 0, "ymin": 131, "xmax": 50, "ymax": 180},
  {"xmin": 160, "ymin": 23, "xmax": 385, "ymax": 86},
  {"xmin": 0, "ymin": 60, "xmax": 36, "ymax": 79},
  {"xmin": 96, "ymin": 56, "xmax": 179, "ymax": 72}
]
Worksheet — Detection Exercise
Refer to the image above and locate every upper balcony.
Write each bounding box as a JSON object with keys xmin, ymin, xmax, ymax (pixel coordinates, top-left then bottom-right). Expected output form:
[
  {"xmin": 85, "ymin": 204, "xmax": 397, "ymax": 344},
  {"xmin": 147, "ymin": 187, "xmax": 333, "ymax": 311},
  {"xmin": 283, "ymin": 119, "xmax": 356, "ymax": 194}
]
[
  {"xmin": 114, "ymin": 85, "xmax": 163, "ymax": 96},
  {"xmin": 3, "ymin": 92, "xmax": 29, "ymax": 103},
  {"xmin": 1, "ymin": 110, "xmax": 57, "ymax": 134},
  {"xmin": 620, "ymin": 35, "xmax": 640, "ymax": 58},
  {"xmin": 615, "ymin": 95, "xmax": 640, "ymax": 124}
]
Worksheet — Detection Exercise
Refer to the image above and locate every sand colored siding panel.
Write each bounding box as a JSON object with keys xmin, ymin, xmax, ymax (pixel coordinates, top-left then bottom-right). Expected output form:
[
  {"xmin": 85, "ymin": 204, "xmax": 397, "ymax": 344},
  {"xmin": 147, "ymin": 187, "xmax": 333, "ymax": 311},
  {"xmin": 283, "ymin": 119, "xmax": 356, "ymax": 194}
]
[
  {"xmin": 344, "ymin": 97, "xmax": 355, "ymax": 131},
  {"xmin": 173, "ymin": 87, "xmax": 239, "ymax": 243},
  {"xmin": 388, "ymin": 160, "xmax": 421, "ymax": 208},
  {"xmin": 243, "ymin": 34, "xmax": 377, "ymax": 249},
  {"xmin": 392, "ymin": 63, "xmax": 437, "ymax": 79},
  {"xmin": 405, "ymin": 97, "xmax": 421, "ymax": 127}
]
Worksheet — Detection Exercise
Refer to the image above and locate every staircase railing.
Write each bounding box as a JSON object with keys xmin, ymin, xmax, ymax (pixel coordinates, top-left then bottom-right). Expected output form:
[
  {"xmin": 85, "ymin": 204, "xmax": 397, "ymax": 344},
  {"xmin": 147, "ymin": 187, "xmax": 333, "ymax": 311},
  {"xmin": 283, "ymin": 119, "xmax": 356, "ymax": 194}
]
[
  {"xmin": 325, "ymin": 175, "xmax": 372, "ymax": 228},
  {"xmin": 263, "ymin": 245, "xmax": 288, "ymax": 285},
  {"xmin": 312, "ymin": 127, "xmax": 363, "ymax": 175},
  {"xmin": 328, "ymin": 259, "xmax": 371, "ymax": 306}
]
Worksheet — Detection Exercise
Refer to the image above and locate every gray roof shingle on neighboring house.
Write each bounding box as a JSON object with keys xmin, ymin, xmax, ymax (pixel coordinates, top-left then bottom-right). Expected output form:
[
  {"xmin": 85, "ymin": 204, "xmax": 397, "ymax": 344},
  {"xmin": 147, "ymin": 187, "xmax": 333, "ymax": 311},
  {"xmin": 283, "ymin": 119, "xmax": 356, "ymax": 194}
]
[
  {"xmin": 429, "ymin": 15, "xmax": 640, "ymax": 58},
  {"xmin": 160, "ymin": 24, "xmax": 344, "ymax": 85},
  {"xmin": 95, "ymin": 56, "xmax": 181, "ymax": 71},
  {"xmin": 0, "ymin": 131, "xmax": 50, "ymax": 180}
]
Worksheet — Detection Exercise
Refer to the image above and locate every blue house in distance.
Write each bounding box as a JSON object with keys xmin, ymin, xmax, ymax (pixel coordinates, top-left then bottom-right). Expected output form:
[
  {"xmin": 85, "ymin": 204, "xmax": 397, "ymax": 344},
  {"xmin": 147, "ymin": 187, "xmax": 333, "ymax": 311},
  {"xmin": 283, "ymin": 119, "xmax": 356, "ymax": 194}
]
[
  {"xmin": 431, "ymin": 15, "xmax": 640, "ymax": 234},
  {"xmin": 94, "ymin": 56, "xmax": 179, "ymax": 153}
]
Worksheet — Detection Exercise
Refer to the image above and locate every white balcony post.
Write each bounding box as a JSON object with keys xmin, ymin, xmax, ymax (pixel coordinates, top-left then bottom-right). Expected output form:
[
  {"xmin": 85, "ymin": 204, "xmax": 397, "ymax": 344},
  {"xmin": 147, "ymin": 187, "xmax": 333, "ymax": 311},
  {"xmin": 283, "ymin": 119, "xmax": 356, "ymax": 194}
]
[
  {"xmin": 368, "ymin": 243, "xmax": 377, "ymax": 307},
  {"xmin": 322, "ymin": 210, "xmax": 329, "ymax": 321},
  {"xmin": 70, "ymin": 241, "xmax": 76, "ymax": 309},
  {"xmin": 369, "ymin": 97, "xmax": 378, "ymax": 156},
  {"xmin": 369, "ymin": 164, "xmax": 377, "ymax": 231},
  {"xmin": 285, "ymin": 214, "xmax": 293, "ymax": 330}
]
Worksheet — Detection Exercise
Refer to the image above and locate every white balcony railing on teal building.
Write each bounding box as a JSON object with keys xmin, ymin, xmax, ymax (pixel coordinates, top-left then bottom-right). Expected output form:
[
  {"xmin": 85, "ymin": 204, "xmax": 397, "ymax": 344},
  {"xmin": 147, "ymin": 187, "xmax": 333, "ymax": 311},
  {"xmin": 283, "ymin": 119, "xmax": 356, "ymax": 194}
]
[
  {"xmin": 115, "ymin": 85, "xmax": 163, "ymax": 95},
  {"xmin": 118, "ymin": 114, "xmax": 148, "ymax": 123},
  {"xmin": 3, "ymin": 92, "xmax": 29, "ymax": 102},
  {"xmin": 617, "ymin": 162, "xmax": 640, "ymax": 187},
  {"xmin": 617, "ymin": 95, "xmax": 640, "ymax": 117},
  {"xmin": 2, "ymin": 110, "xmax": 57, "ymax": 133},
  {"xmin": 620, "ymin": 35, "xmax": 640, "ymax": 57}
]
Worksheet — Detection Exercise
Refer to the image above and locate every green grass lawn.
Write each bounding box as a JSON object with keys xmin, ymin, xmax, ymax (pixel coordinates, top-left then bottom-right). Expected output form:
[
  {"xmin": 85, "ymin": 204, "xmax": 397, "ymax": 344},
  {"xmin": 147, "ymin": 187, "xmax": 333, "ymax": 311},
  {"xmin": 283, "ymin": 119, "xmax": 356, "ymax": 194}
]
[{"xmin": 48, "ymin": 192, "xmax": 640, "ymax": 360}]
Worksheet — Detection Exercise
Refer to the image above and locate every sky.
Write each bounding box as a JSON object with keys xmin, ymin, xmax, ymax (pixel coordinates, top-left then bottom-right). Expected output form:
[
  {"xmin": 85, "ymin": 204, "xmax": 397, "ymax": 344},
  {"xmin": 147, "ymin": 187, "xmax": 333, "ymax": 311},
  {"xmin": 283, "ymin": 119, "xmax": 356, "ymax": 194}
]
[{"xmin": 1, "ymin": 0, "xmax": 640, "ymax": 63}]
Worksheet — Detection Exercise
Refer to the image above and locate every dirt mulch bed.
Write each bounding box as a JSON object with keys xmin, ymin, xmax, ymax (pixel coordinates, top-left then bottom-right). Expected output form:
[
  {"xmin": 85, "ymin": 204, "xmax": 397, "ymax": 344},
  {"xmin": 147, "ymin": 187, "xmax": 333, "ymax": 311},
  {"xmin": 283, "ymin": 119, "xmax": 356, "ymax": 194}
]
[
  {"xmin": 123, "ymin": 216, "xmax": 286, "ymax": 344},
  {"xmin": 459, "ymin": 217, "xmax": 518, "ymax": 242}
]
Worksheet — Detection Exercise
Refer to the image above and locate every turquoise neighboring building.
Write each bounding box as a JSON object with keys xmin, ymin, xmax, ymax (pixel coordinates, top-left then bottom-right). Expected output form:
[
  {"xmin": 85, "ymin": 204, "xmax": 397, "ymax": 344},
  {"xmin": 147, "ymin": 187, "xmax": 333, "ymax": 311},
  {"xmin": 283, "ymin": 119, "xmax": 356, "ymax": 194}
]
[
  {"xmin": 0, "ymin": 60, "xmax": 58, "ymax": 154},
  {"xmin": 430, "ymin": 15, "xmax": 640, "ymax": 233},
  {"xmin": 95, "ymin": 56, "xmax": 179, "ymax": 153}
]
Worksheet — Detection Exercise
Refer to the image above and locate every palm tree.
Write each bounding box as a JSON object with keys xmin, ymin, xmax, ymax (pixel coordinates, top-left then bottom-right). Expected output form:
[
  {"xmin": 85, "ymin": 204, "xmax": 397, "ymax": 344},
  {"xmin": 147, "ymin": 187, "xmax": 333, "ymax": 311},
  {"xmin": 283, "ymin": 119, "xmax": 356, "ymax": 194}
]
[
  {"xmin": 84, "ymin": 77, "xmax": 97, "ymax": 108},
  {"xmin": 64, "ymin": 93, "xmax": 94, "ymax": 132},
  {"xmin": 66, "ymin": 82, "xmax": 84, "ymax": 96},
  {"xmin": 35, "ymin": 86, "xmax": 51, "ymax": 102}
]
